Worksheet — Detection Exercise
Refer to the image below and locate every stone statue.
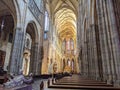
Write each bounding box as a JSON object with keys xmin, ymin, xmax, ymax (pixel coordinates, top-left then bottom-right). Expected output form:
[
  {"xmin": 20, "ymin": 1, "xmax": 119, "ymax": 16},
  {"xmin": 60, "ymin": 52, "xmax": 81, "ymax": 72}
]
[{"xmin": 3, "ymin": 70, "xmax": 33, "ymax": 88}]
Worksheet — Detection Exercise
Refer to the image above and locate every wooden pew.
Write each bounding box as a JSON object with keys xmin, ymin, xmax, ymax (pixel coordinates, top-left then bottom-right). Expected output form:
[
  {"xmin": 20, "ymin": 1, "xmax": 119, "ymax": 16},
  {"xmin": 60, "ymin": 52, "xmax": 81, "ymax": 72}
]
[
  {"xmin": 48, "ymin": 79, "xmax": 120, "ymax": 90},
  {"xmin": 47, "ymin": 74, "xmax": 120, "ymax": 90}
]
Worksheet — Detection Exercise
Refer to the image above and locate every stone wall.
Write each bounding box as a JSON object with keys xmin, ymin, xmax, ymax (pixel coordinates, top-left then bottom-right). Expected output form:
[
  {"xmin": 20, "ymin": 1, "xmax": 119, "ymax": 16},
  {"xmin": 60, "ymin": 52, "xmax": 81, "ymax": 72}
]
[
  {"xmin": 77, "ymin": 0, "xmax": 120, "ymax": 86},
  {"xmin": 7, "ymin": 0, "xmax": 44, "ymax": 75}
]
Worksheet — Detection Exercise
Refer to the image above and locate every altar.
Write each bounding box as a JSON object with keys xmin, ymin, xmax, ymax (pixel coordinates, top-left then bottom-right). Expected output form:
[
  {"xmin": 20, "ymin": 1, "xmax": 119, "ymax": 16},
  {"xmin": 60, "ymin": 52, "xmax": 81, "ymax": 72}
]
[{"xmin": 63, "ymin": 65, "xmax": 72, "ymax": 73}]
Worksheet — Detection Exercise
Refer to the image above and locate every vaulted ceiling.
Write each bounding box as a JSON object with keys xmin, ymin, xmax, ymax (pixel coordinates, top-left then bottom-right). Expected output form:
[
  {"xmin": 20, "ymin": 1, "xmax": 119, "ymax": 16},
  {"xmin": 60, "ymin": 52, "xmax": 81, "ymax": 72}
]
[
  {"xmin": 48, "ymin": 0, "xmax": 78, "ymax": 40},
  {"xmin": 0, "ymin": 0, "xmax": 16, "ymax": 23}
]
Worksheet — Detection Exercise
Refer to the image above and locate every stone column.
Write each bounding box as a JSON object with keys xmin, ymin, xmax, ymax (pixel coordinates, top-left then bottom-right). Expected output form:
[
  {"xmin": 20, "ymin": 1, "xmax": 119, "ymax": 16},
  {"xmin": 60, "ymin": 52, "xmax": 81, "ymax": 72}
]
[
  {"xmin": 9, "ymin": 27, "xmax": 24, "ymax": 74},
  {"xmin": 90, "ymin": 25, "xmax": 99, "ymax": 80},
  {"xmin": 38, "ymin": 45, "xmax": 44, "ymax": 74},
  {"xmin": 86, "ymin": 27, "xmax": 93, "ymax": 78},
  {"xmin": 0, "ymin": 29, "xmax": 5, "ymax": 47},
  {"xmin": 83, "ymin": 28, "xmax": 89, "ymax": 77},
  {"xmin": 39, "ymin": 28, "xmax": 44, "ymax": 74},
  {"xmin": 102, "ymin": 0, "xmax": 115, "ymax": 83},
  {"xmin": 94, "ymin": 24, "xmax": 103, "ymax": 80},
  {"xmin": 96, "ymin": 0, "xmax": 112, "ymax": 81},
  {"xmin": 112, "ymin": 0, "xmax": 120, "ymax": 39},
  {"xmin": 29, "ymin": 43, "xmax": 40, "ymax": 75},
  {"xmin": 86, "ymin": 28, "xmax": 91, "ymax": 77},
  {"xmin": 106, "ymin": 0, "xmax": 120, "ymax": 86}
]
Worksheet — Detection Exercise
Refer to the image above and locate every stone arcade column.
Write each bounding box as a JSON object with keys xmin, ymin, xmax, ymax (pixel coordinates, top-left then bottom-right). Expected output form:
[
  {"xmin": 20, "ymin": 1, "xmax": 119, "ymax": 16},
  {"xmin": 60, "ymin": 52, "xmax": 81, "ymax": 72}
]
[
  {"xmin": 94, "ymin": 24, "xmax": 103, "ymax": 80},
  {"xmin": 96, "ymin": 0, "xmax": 112, "ymax": 81},
  {"xmin": 29, "ymin": 43, "xmax": 40, "ymax": 75},
  {"xmin": 106, "ymin": 0, "xmax": 120, "ymax": 86},
  {"xmin": 85, "ymin": 24, "xmax": 100, "ymax": 80},
  {"xmin": 78, "ymin": 0, "xmax": 84, "ymax": 76},
  {"xmin": 112, "ymin": 0, "xmax": 120, "ymax": 40},
  {"xmin": 38, "ymin": 45, "xmax": 44, "ymax": 74},
  {"xmin": 82, "ymin": 29, "xmax": 89, "ymax": 77},
  {"xmin": 39, "ymin": 28, "xmax": 44, "ymax": 75},
  {"xmin": 86, "ymin": 28, "xmax": 91, "ymax": 77},
  {"xmin": 9, "ymin": 27, "xmax": 24, "ymax": 74},
  {"xmin": 89, "ymin": 25, "xmax": 99, "ymax": 80}
]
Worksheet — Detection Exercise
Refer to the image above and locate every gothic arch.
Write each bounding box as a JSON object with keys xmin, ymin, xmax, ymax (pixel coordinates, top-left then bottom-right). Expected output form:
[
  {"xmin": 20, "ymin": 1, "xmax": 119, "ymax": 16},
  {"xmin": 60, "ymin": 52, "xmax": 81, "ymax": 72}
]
[
  {"xmin": 0, "ymin": 0, "xmax": 17, "ymax": 71},
  {"xmin": 0, "ymin": 0, "xmax": 17, "ymax": 25},
  {"xmin": 13, "ymin": 0, "xmax": 21, "ymax": 27},
  {"xmin": 25, "ymin": 21, "xmax": 39, "ymax": 43},
  {"xmin": 24, "ymin": 21, "xmax": 39, "ymax": 74}
]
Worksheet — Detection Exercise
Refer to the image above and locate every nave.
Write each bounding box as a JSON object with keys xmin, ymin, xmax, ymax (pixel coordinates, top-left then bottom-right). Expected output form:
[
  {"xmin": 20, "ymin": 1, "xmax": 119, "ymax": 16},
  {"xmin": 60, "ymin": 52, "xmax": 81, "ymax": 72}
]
[{"xmin": 0, "ymin": 0, "xmax": 120, "ymax": 89}]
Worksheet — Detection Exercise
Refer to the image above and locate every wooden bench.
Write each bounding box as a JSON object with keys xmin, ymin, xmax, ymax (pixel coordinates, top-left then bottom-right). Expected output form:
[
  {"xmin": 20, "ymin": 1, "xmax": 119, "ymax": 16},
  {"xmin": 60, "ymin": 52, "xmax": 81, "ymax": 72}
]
[
  {"xmin": 48, "ymin": 79, "xmax": 120, "ymax": 90},
  {"xmin": 47, "ymin": 74, "xmax": 120, "ymax": 90}
]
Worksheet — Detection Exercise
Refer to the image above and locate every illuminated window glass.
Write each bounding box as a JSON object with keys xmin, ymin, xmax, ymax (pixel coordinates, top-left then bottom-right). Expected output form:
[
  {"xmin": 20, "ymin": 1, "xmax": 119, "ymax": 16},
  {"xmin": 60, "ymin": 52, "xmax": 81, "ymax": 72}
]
[
  {"xmin": 44, "ymin": 11, "xmax": 49, "ymax": 31},
  {"xmin": 44, "ymin": 31, "xmax": 47, "ymax": 39},
  {"xmin": 62, "ymin": 39, "xmax": 66, "ymax": 50},
  {"xmin": 66, "ymin": 40, "xmax": 70, "ymax": 50},
  {"xmin": 70, "ymin": 38, "xmax": 74, "ymax": 50}
]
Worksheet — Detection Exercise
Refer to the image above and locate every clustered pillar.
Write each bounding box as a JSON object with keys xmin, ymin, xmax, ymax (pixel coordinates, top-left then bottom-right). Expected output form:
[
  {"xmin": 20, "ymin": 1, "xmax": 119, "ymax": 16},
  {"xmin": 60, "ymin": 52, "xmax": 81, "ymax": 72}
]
[{"xmin": 77, "ymin": 0, "xmax": 120, "ymax": 86}]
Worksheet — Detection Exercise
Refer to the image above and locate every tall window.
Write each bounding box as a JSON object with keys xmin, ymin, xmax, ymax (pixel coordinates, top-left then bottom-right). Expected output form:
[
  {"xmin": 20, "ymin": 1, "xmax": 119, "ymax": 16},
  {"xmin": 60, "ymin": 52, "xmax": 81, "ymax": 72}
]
[
  {"xmin": 67, "ymin": 59, "xmax": 71, "ymax": 67},
  {"xmin": 66, "ymin": 40, "xmax": 70, "ymax": 50},
  {"xmin": 44, "ymin": 11, "xmax": 49, "ymax": 39},
  {"xmin": 62, "ymin": 39, "xmax": 66, "ymax": 50},
  {"xmin": 44, "ymin": 11, "xmax": 49, "ymax": 31},
  {"xmin": 44, "ymin": 31, "xmax": 47, "ymax": 40},
  {"xmin": 62, "ymin": 39, "xmax": 66, "ymax": 54},
  {"xmin": 70, "ymin": 38, "xmax": 74, "ymax": 50}
]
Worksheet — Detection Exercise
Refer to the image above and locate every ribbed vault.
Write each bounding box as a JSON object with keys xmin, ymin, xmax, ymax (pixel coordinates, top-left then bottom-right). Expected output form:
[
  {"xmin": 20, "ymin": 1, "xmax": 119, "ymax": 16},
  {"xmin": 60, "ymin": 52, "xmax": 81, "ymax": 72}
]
[
  {"xmin": 55, "ymin": 8, "xmax": 76, "ymax": 39},
  {"xmin": 49, "ymin": 0, "xmax": 78, "ymax": 40}
]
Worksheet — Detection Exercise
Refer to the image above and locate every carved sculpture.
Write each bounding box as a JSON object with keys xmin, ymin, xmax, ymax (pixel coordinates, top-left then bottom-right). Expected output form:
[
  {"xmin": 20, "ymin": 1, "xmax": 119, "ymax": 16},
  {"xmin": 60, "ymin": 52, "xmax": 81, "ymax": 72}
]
[{"xmin": 3, "ymin": 70, "xmax": 33, "ymax": 88}]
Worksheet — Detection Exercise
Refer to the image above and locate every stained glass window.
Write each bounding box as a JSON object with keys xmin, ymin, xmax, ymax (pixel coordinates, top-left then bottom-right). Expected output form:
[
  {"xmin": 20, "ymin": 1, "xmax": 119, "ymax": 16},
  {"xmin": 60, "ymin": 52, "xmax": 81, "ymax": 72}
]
[
  {"xmin": 66, "ymin": 40, "xmax": 70, "ymax": 50},
  {"xmin": 62, "ymin": 39, "xmax": 66, "ymax": 50},
  {"xmin": 44, "ymin": 32, "xmax": 47, "ymax": 39},
  {"xmin": 70, "ymin": 38, "xmax": 74, "ymax": 50},
  {"xmin": 44, "ymin": 11, "xmax": 49, "ymax": 40},
  {"xmin": 67, "ymin": 59, "xmax": 71, "ymax": 66},
  {"xmin": 44, "ymin": 11, "xmax": 49, "ymax": 31},
  {"xmin": 62, "ymin": 38, "xmax": 74, "ymax": 54}
]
